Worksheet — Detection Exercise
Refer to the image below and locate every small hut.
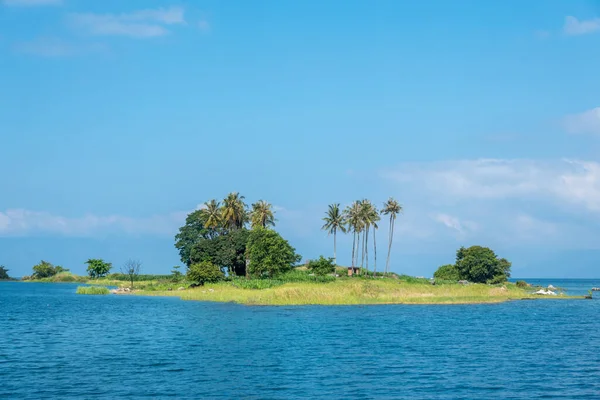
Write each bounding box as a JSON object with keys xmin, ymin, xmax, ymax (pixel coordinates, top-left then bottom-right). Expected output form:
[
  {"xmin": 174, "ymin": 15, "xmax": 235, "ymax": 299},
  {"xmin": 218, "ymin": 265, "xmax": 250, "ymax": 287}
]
[{"xmin": 347, "ymin": 266, "xmax": 359, "ymax": 276}]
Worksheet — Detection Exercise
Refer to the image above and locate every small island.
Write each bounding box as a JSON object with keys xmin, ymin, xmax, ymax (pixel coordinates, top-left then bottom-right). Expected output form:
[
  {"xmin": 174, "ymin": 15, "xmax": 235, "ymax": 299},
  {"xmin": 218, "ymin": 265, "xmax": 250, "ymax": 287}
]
[{"xmin": 15, "ymin": 192, "xmax": 587, "ymax": 305}]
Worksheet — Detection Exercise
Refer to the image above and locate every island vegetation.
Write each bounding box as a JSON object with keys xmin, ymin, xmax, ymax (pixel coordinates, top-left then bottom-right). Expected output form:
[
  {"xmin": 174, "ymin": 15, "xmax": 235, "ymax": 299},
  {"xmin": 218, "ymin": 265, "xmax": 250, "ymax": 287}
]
[
  {"xmin": 0, "ymin": 265, "xmax": 14, "ymax": 281},
  {"xmin": 11, "ymin": 192, "xmax": 585, "ymax": 304}
]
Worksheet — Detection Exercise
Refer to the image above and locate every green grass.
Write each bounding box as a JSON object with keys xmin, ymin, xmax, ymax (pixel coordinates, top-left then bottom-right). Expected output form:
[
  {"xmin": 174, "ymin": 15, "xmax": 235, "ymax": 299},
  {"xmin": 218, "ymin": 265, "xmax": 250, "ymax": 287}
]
[
  {"xmin": 137, "ymin": 278, "xmax": 584, "ymax": 305},
  {"xmin": 76, "ymin": 286, "xmax": 110, "ymax": 295}
]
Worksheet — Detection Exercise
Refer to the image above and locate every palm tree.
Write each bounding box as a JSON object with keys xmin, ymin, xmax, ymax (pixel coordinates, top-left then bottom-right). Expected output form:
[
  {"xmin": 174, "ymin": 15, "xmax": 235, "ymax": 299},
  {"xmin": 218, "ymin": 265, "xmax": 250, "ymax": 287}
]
[
  {"xmin": 322, "ymin": 203, "xmax": 347, "ymax": 265},
  {"xmin": 369, "ymin": 204, "xmax": 381, "ymax": 277},
  {"xmin": 382, "ymin": 197, "xmax": 402, "ymax": 276},
  {"xmin": 201, "ymin": 199, "xmax": 222, "ymax": 234},
  {"xmin": 344, "ymin": 201, "xmax": 362, "ymax": 272},
  {"xmin": 250, "ymin": 200, "xmax": 276, "ymax": 229},
  {"xmin": 222, "ymin": 192, "xmax": 248, "ymax": 230},
  {"xmin": 358, "ymin": 199, "xmax": 372, "ymax": 276}
]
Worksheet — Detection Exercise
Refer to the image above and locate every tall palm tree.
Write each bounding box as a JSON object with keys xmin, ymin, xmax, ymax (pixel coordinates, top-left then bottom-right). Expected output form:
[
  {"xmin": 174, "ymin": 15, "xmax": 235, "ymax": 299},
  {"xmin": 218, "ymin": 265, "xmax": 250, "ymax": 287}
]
[
  {"xmin": 358, "ymin": 199, "xmax": 372, "ymax": 276},
  {"xmin": 344, "ymin": 201, "xmax": 362, "ymax": 272},
  {"xmin": 322, "ymin": 203, "xmax": 347, "ymax": 265},
  {"xmin": 201, "ymin": 199, "xmax": 222, "ymax": 234},
  {"xmin": 250, "ymin": 200, "xmax": 276, "ymax": 229},
  {"xmin": 382, "ymin": 197, "xmax": 402, "ymax": 276},
  {"xmin": 222, "ymin": 192, "xmax": 248, "ymax": 230},
  {"xmin": 369, "ymin": 204, "xmax": 381, "ymax": 277}
]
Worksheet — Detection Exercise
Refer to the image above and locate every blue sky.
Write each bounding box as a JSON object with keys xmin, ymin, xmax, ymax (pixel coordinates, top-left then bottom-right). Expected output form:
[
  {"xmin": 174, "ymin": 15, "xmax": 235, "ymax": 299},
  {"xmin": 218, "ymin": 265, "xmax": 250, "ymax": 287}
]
[{"xmin": 2, "ymin": 0, "xmax": 600, "ymax": 278}]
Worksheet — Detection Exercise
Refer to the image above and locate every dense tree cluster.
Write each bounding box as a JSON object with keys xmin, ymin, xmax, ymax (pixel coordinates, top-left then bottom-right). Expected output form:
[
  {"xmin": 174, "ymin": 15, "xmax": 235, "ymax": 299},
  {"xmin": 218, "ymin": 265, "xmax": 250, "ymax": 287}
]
[
  {"xmin": 434, "ymin": 246, "xmax": 511, "ymax": 284},
  {"xmin": 175, "ymin": 192, "xmax": 299, "ymax": 280}
]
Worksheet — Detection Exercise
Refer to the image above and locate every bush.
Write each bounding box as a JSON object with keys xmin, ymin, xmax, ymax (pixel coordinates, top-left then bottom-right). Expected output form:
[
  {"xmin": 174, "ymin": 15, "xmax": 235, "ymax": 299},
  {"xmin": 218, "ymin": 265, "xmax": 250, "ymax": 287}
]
[
  {"xmin": 516, "ymin": 280, "xmax": 528, "ymax": 288},
  {"xmin": 187, "ymin": 261, "xmax": 224, "ymax": 285},
  {"xmin": 433, "ymin": 264, "xmax": 460, "ymax": 281},
  {"xmin": 32, "ymin": 260, "xmax": 68, "ymax": 279},
  {"xmin": 307, "ymin": 256, "xmax": 336, "ymax": 276},
  {"xmin": 76, "ymin": 286, "xmax": 110, "ymax": 295},
  {"xmin": 246, "ymin": 228, "xmax": 301, "ymax": 278},
  {"xmin": 455, "ymin": 246, "xmax": 511, "ymax": 284},
  {"xmin": 86, "ymin": 259, "xmax": 112, "ymax": 279}
]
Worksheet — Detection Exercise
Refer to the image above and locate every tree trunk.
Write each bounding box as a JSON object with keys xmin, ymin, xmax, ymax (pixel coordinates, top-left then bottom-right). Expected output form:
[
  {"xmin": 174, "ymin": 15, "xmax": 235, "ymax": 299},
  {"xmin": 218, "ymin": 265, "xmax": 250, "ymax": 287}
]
[
  {"xmin": 385, "ymin": 217, "xmax": 392, "ymax": 275},
  {"xmin": 351, "ymin": 230, "xmax": 356, "ymax": 270},
  {"xmin": 373, "ymin": 226, "xmax": 377, "ymax": 277},
  {"xmin": 360, "ymin": 230, "xmax": 365, "ymax": 273},
  {"xmin": 333, "ymin": 228, "xmax": 337, "ymax": 266},
  {"xmin": 365, "ymin": 226, "xmax": 369, "ymax": 277},
  {"xmin": 388, "ymin": 218, "xmax": 395, "ymax": 275}
]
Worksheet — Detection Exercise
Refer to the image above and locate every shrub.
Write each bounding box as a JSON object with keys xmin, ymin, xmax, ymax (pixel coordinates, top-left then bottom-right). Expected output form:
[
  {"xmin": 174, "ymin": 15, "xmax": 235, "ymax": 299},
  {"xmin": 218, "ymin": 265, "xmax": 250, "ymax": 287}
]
[
  {"xmin": 307, "ymin": 256, "xmax": 336, "ymax": 276},
  {"xmin": 455, "ymin": 246, "xmax": 511, "ymax": 284},
  {"xmin": 516, "ymin": 280, "xmax": 528, "ymax": 288},
  {"xmin": 0, "ymin": 266, "xmax": 10, "ymax": 280},
  {"xmin": 76, "ymin": 286, "xmax": 110, "ymax": 295},
  {"xmin": 246, "ymin": 228, "xmax": 301, "ymax": 278},
  {"xmin": 433, "ymin": 264, "xmax": 460, "ymax": 281},
  {"xmin": 187, "ymin": 261, "xmax": 224, "ymax": 285},
  {"xmin": 32, "ymin": 260, "xmax": 68, "ymax": 279},
  {"xmin": 86, "ymin": 259, "xmax": 112, "ymax": 279}
]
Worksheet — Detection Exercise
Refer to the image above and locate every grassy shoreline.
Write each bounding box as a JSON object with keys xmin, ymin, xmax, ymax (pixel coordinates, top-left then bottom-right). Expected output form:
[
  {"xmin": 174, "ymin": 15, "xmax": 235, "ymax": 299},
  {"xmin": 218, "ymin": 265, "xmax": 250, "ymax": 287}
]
[
  {"xmin": 20, "ymin": 272, "xmax": 586, "ymax": 305},
  {"xmin": 136, "ymin": 279, "xmax": 584, "ymax": 305}
]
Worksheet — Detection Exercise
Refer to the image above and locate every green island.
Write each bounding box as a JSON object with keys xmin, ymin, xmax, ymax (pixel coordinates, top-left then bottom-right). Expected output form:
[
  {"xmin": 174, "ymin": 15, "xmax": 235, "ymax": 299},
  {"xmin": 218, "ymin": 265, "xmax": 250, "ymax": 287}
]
[{"xmin": 14, "ymin": 193, "xmax": 588, "ymax": 305}]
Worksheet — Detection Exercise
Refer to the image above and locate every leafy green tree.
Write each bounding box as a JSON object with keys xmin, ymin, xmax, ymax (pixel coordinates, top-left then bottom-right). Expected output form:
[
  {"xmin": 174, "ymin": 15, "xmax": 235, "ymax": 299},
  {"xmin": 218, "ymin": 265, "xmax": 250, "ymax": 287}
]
[
  {"xmin": 250, "ymin": 200, "xmax": 276, "ymax": 229},
  {"xmin": 85, "ymin": 259, "xmax": 112, "ymax": 279},
  {"xmin": 308, "ymin": 256, "xmax": 336, "ymax": 276},
  {"xmin": 0, "ymin": 266, "xmax": 10, "ymax": 280},
  {"xmin": 32, "ymin": 260, "xmax": 65, "ymax": 279},
  {"xmin": 190, "ymin": 229, "xmax": 250, "ymax": 277},
  {"xmin": 222, "ymin": 192, "xmax": 248, "ymax": 230},
  {"xmin": 321, "ymin": 203, "xmax": 346, "ymax": 265},
  {"xmin": 382, "ymin": 197, "xmax": 402, "ymax": 276},
  {"xmin": 187, "ymin": 261, "xmax": 224, "ymax": 285},
  {"xmin": 433, "ymin": 264, "xmax": 460, "ymax": 280},
  {"xmin": 455, "ymin": 246, "xmax": 511, "ymax": 283},
  {"xmin": 246, "ymin": 228, "xmax": 301, "ymax": 278},
  {"xmin": 175, "ymin": 209, "xmax": 214, "ymax": 267}
]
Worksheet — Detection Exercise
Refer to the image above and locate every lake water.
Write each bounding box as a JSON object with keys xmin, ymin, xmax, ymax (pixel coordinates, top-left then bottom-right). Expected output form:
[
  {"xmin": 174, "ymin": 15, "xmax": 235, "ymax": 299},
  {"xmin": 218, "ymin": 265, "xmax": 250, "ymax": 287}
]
[{"xmin": 1, "ymin": 281, "xmax": 600, "ymax": 399}]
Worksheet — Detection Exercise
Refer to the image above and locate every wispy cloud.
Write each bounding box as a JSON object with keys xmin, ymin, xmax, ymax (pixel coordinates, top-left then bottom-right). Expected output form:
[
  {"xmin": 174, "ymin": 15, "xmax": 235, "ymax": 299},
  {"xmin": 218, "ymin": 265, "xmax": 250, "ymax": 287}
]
[
  {"xmin": 0, "ymin": 209, "xmax": 189, "ymax": 237},
  {"xmin": 68, "ymin": 6, "xmax": 186, "ymax": 38},
  {"xmin": 14, "ymin": 37, "xmax": 107, "ymax": 57},
  {"xmin": 381, "ymin": 158, "xmax": 600, "ymax": 213},
  {"xmin": 564, "ymin": 107, "xmax": 600, "ymax": 135},
  {"xmin": 3, "ymin": 0, "xmax": 61, "ymax": 6},
  {"xmin": 564, "ymin": 16, "xmax": 600, "ymax": 36}
]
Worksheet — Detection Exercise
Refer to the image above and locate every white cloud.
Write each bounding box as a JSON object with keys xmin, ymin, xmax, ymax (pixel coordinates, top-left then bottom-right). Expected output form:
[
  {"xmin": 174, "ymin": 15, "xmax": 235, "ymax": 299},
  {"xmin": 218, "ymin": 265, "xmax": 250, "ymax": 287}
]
[
  {"xmin": 564, "ymin": 107, "xmax": 600, "ymax": 135},
  {"xmin": 564, "ymin": 16, "xmax": 600, "ymax": 36},
  {"xmin": 0, "ymin": 209, "xmax": 188, "ymax": 237},
  {"xmin": 3, "ymin": 0, "xmax": 61, "ymax": 6},
  {"xmin": 382, "ymin": 158, "xmax": 600, "ymax": 213},
  {"xmin": 68, "ymin": 7, "xmax": 185, "ymax": 38}
]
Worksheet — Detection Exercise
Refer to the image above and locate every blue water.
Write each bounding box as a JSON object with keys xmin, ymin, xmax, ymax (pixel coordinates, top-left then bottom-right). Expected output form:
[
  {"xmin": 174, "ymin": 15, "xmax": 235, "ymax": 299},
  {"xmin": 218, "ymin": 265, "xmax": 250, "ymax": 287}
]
[{"xmin": 1, "ymin": 281, "xmax": 600, "ymax": 399}]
